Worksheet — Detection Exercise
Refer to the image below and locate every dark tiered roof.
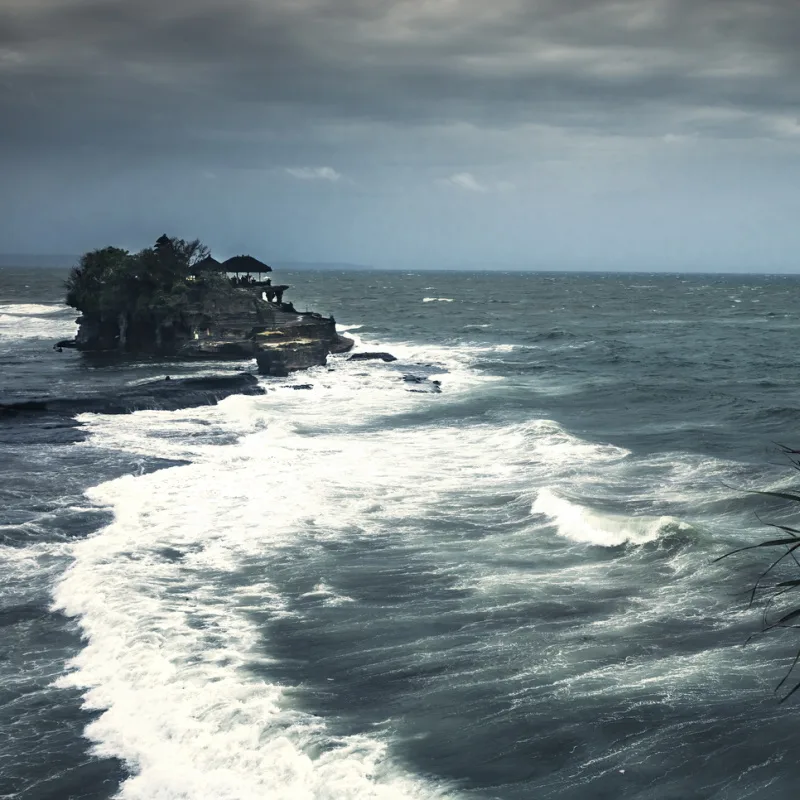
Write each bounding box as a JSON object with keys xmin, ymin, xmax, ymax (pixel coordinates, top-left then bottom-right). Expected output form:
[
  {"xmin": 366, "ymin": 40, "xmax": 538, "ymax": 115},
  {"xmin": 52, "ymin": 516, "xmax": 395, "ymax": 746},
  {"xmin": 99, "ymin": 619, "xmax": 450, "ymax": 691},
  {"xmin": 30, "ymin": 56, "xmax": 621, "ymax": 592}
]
[
  {"xmin": 222, "ymin": 255, "xmax": 272, "ymax": 273},
  {"xmin": 191, "ymin": 255, "xmax": 224, "ymax": 274}
]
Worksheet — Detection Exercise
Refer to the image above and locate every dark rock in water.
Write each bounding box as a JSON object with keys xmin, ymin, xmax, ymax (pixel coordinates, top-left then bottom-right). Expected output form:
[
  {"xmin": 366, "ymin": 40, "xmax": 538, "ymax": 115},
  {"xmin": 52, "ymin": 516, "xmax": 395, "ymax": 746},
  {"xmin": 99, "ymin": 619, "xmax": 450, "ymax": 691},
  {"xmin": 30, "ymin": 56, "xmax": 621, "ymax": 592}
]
[
  {"xmin": 54, "ymin": 339, "xmax": 77, "ymax": 349},
  {"xmin": 256, "ymin": 339, "xmax": 331, "ymax": 376},
  {"xmin": 329, "ymin": 335, "xmax": 355, "ymax": 354},
  {"xmin": 401, "ymin": 374, "xmax": 442, "ymax": 394},
  {"xmin": 0, "ymin": 373, "xmax": 264, "ymax": 419},
  {"xmin": 256, "ymin": 351, "xmax": 290, "ymax": 377},
  {"xmin": 348, "ymin": 352, "xmax": 397, "ymax": 362},
  {"xmin": 252, "ymin": 329, "xmax": 352, "ymax": 376},
  {"xmin": 289, "ymin": 384, "xmax": 313, "ymax": 390},
  {"xmin": 393, "ymin": 362, "xmax": 447, "ymax": 379}
]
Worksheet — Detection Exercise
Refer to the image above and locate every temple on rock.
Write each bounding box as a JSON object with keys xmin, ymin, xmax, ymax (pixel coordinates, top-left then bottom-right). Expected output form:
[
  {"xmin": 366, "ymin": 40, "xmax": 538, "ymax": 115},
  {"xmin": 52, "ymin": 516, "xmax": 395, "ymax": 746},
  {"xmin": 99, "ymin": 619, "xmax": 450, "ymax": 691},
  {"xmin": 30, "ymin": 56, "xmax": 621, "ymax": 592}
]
[
  {"xmin": 222, "ymin": 255, "xmax": 272, "ymax": 280},
  {"xmin": 61, "ymin": 233, "xmax": 355, "ymax": 374},
  {"xmin": 192, "ymin": 252, "xmax": 290, "ymax": 304}
]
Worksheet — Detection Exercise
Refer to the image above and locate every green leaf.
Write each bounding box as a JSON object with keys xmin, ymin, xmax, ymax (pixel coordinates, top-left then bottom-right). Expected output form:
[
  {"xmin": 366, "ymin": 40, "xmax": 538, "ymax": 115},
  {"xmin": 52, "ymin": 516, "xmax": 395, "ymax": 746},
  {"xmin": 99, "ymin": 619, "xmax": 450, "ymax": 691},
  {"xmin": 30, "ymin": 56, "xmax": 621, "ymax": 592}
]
[{"xmin": 714, "ymin": 538, "xmax": 800, "ymax": 562}]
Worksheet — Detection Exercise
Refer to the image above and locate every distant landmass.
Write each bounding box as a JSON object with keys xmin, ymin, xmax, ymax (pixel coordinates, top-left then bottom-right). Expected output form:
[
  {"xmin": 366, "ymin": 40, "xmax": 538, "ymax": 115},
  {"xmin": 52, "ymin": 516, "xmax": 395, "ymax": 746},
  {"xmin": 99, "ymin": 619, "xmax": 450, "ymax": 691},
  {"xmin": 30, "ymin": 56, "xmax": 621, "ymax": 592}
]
[{"xmin": 0, "ymin": 254, "xmax": 78, "ymax": 268}]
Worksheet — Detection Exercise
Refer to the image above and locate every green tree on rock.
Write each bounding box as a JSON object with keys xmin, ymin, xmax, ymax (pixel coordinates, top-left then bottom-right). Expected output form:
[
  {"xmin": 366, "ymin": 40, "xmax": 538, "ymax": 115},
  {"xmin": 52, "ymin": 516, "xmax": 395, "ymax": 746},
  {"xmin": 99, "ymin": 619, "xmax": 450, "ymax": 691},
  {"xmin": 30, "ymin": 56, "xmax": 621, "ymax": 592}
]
[{"xmin": 65, "ymin": 234, "xmax": 215, "ymax": 351}]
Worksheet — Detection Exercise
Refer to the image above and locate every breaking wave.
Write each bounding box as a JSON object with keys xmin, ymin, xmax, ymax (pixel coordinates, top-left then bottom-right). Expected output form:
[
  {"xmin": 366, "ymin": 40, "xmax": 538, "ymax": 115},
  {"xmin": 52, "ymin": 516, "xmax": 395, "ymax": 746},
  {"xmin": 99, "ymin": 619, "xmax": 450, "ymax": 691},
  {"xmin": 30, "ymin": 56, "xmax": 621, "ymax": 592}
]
[
  {"xmin": 0, "ymin": 303, "xmax": 76, "ymax": 340},
  {"xmin": 532, "ymin": 488, "xmax": 691, "ymax": 547}
]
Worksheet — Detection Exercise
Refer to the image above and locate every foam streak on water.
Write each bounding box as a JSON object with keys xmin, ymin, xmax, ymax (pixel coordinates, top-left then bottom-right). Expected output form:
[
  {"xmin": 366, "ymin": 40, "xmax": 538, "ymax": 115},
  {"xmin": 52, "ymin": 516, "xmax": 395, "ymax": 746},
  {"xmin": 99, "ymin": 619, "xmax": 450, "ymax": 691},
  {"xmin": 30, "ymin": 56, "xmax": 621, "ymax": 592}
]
[{"xmin": 0, "ymin": 303, "xmax": 77, "ymax": 340}]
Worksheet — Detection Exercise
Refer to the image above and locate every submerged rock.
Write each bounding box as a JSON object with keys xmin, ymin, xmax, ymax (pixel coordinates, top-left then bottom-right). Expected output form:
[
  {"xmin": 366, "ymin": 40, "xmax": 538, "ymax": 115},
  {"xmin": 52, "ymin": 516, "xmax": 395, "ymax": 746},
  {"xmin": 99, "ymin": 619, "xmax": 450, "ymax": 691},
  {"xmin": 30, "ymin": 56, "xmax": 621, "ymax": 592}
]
[
  {"xmin": 402, "ymin": 374, "xmax": 442, "ymax": 393},
  {"xmin": 348, "ymin": 352, "xmax": 398, "ymax": 362}
]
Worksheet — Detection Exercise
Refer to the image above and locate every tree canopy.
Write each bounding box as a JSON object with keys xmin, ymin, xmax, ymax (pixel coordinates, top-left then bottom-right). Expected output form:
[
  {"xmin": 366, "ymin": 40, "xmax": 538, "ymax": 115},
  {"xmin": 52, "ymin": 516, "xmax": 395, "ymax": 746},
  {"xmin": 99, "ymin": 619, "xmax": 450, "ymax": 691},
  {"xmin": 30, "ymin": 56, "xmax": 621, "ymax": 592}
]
[{"xmin": 65, "ymin": 235, "xmax": 214, "ymax": 320}]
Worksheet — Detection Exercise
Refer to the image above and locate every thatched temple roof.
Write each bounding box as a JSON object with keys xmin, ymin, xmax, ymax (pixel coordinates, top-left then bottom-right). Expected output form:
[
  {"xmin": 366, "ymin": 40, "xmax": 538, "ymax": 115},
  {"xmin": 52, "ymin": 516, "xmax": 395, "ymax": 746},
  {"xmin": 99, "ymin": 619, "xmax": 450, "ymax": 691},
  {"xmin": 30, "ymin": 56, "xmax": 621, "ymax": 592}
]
[
  {"xmin": 191, "ymin": 256, "xmax": 224, "ymax": 274},
  {"xmin": 222, "ymin": 255, "xmax": 272, "ymax": 274}
]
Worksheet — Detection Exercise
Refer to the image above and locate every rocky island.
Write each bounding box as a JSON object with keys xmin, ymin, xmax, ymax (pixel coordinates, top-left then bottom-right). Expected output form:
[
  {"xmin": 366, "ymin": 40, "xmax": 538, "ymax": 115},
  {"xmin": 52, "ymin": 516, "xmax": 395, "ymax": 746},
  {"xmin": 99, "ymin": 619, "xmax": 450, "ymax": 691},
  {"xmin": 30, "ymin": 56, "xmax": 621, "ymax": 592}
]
[
  {"xmin": 60, "ymin": 234, "xmax": 354, "ymax": 375},
  {"xmin": 1, "ymin": 235, "xmax": 444, "ymax": 432}
]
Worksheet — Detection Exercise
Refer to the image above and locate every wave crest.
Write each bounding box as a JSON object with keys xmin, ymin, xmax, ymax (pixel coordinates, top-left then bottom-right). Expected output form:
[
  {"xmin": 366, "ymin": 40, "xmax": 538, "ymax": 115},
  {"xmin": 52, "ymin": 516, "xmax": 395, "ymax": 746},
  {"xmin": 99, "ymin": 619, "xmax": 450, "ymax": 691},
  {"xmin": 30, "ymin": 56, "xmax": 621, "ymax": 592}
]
[{"xmin": 532, "ymin": 488, "xmax": 690, "ymax": 547}]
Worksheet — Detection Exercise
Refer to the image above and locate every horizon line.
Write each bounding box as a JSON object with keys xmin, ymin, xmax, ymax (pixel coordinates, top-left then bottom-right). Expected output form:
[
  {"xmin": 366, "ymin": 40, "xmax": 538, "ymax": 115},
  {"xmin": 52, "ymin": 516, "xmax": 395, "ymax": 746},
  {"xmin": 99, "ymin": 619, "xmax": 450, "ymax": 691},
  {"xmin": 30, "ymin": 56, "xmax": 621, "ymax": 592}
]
[{"xmin": 1, "ymin": 255, "xmax": 800, "ymax": 277}]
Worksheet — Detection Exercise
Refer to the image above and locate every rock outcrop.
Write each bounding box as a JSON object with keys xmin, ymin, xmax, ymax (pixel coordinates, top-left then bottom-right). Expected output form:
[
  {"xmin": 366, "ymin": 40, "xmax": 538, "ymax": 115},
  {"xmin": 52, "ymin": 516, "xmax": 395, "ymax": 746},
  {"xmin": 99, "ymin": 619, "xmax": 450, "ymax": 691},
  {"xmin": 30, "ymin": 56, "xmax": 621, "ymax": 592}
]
[
  {"xmin": 0, "ymin": 373, "xmax": 266, "ymax": 418},
  {"xmin": 348, "ymin": 352, "xmax": 397, "ymax": 362},
  {"xmin": 60, "ymin": 235, "xmax": 354, "ymax": 377},
  {"xmin": 68, "ymin": 287, "xmax": 354, "ymax": 375}
]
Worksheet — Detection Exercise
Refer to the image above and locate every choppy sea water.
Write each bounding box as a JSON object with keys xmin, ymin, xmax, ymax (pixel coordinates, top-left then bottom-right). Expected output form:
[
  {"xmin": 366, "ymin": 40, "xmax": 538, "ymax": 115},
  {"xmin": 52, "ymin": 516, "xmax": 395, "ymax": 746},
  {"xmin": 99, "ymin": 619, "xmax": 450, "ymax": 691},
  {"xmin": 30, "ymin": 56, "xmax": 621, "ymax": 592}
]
[{"xmin": 4, "ymin": 267, "xmax": 800, "ymax": 799}]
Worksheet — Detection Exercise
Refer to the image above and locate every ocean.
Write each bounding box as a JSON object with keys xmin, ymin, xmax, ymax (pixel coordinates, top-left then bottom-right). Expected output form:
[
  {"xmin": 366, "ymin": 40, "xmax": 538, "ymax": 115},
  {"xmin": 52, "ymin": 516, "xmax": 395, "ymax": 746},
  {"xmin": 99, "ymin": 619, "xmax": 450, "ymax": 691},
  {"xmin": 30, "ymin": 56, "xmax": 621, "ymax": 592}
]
[{"xmin": 3, "ymin": 267, "xmax": 800, "ymax": 799}]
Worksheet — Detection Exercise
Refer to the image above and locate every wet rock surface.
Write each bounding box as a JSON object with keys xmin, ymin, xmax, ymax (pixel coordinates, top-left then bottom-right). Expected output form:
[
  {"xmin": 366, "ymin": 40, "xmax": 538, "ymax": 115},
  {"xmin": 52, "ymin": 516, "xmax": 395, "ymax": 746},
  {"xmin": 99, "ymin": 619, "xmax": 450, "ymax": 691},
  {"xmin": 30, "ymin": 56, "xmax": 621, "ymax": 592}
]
[
  {"xmin": 0, "ymin": 373, "xmax": 265, "ymax": 420},
  {"xmin": 403, "ymin": 375, "xmax": 442, "ymax": 394},
  {"xmin": 64, "ymin": 288, "xmax": 354, "ymax": 376},
  {"xmin": 348, "ymin": 352, "xmax": 398, "ymax": 362}
]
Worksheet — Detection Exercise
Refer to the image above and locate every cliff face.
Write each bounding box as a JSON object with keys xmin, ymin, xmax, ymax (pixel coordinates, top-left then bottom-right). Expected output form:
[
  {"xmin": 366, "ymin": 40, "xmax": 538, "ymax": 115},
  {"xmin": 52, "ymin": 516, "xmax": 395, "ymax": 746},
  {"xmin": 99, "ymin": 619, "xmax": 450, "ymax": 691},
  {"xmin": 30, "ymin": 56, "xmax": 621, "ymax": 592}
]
[{"xmin": 72, "ymin": 287, "xmax": 353, "ymax": 375}]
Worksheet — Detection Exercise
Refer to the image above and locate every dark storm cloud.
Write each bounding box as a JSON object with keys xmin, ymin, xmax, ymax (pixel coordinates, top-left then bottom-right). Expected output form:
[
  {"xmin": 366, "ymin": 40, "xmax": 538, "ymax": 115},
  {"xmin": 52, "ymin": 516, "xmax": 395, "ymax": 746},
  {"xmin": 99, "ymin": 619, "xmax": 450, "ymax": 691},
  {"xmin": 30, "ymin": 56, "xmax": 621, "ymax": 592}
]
[{"xmin": 1, "ymin": 0, "xmax": 799, "ymax": 163}]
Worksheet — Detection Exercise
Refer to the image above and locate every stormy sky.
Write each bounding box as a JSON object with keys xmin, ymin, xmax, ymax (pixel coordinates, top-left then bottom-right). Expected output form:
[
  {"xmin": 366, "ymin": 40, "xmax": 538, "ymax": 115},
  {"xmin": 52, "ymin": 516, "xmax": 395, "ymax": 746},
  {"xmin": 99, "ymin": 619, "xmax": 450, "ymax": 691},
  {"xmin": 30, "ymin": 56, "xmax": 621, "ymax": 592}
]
[{"xmin": 2, "ymin": 0, "xmax": 800, "ymax": 270}]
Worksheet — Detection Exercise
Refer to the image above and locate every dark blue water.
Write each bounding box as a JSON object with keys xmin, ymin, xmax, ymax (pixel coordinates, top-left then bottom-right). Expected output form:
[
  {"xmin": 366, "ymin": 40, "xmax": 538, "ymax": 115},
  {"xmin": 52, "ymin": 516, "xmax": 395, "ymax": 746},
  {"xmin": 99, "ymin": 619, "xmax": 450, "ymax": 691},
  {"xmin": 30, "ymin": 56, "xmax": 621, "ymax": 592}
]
[{"xmin": 3, "ymin": 267, "xmax": 800, "ymax": 799}]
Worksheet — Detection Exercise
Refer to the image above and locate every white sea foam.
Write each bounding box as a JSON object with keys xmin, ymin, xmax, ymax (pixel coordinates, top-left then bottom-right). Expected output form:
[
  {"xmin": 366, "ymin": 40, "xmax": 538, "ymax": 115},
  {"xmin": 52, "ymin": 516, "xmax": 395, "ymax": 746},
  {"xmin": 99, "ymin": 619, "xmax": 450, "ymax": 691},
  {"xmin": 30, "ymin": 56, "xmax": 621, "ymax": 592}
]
[
  {"xmin": 55, "ymin": 409, "xmax": 554, "ymax": 798},
  {"xmin": 300, "ymin": 582, "xmax": 356, "ymax": 606},
  {"xmin": 0, "ymin": 303, "xmax": 67, "ymax": 316},
  {"xmin": 55, "ymin": 337, "xmax": 535, "ymax": 798},
  {"xmin": 89, "ymin": 308, "xmax": 546, "ymax": 469},
  {"xmin": 73, "ymin": 336, "xmax": 500, "ymax": 463},
  {"xmin": 0, "ymin": 303, "xmax": 77, "ymax": 340},
  {"xmin": 532, "ymin": 488, "xmax": 689, "ymax": 546},
  {"xmin": 53, "ymin": 448, "xmax": 458, "ymax": 799},
  {"xmin": 525, "ymin": 419, "xmax": 629, "ymax": 469},
  {"xmin": 51, "ymin": 326, "xmax": 727, "ymax": 796},
  {"xmin": 422, "ymin": 298, "xmax": 454, "ymax": 303},
  {"xmin": 0, "ymin": 541, "xmax": 73, "ymax": 603}
]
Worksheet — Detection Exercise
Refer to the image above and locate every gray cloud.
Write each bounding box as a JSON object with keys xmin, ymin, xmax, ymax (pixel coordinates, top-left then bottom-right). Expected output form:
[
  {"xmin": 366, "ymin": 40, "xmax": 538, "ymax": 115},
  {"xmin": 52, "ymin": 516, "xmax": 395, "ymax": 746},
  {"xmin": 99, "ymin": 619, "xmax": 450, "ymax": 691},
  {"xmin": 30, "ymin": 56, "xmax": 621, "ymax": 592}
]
[
  {"xmin": 286, "ymin": 167, "xmax": 342, "ymax": 181},
  {"xmin": 441, "ymin": 172, "xmax": 489, "ymax": 192},
  {"xmin": 3, "ymin": 1, "xmax": 800, "ymax": 269},
  {"xmin": 437, "ymin": 172, "xmax": 516, "ymax": 193},
  {"xmin": 2, "ymin": 0, "xmax": 800, "ymax": 165}
]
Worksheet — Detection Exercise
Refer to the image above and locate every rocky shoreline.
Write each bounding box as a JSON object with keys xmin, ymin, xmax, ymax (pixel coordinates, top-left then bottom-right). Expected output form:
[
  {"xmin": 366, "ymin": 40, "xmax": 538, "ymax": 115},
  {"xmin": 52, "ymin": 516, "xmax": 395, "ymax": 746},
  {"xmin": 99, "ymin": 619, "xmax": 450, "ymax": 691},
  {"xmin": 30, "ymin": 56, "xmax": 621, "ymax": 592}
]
[
  {"xmin": 0, "ymin": 359, "xmax": 443, "ymax": 444},
  {"xmin": 70, "ymin": 292, "xmax": 355, "ymax": 376},
  {"xmin": 0, "ymin": 373, "xmax": 266, "ymax": 419}
]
